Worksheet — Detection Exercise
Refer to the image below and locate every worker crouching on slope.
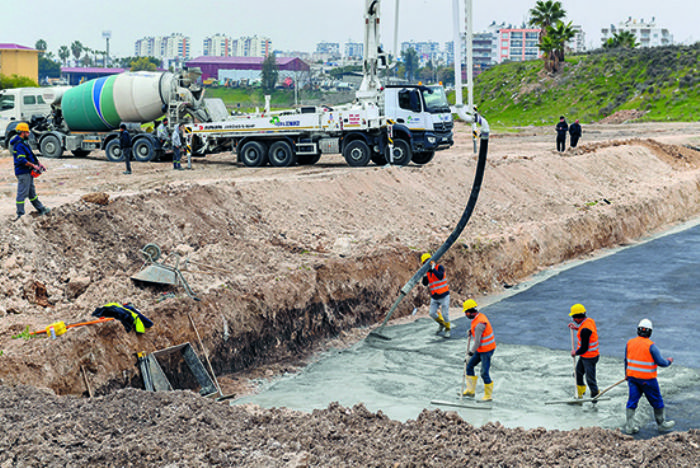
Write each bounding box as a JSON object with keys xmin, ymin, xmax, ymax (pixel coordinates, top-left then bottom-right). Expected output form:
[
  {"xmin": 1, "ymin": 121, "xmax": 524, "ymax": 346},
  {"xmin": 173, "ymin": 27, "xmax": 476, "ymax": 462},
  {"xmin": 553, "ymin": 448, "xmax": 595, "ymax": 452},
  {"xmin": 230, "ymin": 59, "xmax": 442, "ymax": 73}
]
[
  {"xmin": 568, "ymin": 303, "xmax": 600, "ymax": 400},
  {"xmin": 463, "ymin": 299, "xmax": 496, "ymax": 401},
  {"xmin": 624, "ymin": 318, "xmax": 675, "ymax": 434},
  {"xmin": 420, "ymin": 253, "xmax": 451, "ymax": 338}
]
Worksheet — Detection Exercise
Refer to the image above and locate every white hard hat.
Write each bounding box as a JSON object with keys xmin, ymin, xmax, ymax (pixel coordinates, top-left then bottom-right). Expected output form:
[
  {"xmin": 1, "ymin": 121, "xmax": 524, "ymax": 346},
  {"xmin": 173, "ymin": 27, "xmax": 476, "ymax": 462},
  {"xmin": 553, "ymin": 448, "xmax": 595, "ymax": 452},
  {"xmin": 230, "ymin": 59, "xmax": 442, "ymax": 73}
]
[{"xmin": 637, "ymin": 318, "xmax": 653, "ymax": 330}]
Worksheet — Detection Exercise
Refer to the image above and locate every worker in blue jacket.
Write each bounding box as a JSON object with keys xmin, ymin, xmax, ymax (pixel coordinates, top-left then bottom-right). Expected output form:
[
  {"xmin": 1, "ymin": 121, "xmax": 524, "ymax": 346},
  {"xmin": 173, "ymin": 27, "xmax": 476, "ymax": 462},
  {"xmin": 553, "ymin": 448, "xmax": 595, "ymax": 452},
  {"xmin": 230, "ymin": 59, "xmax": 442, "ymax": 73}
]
[{"xmin": 11, "ymin": 122, "xmax": 50, "ymax": 221}]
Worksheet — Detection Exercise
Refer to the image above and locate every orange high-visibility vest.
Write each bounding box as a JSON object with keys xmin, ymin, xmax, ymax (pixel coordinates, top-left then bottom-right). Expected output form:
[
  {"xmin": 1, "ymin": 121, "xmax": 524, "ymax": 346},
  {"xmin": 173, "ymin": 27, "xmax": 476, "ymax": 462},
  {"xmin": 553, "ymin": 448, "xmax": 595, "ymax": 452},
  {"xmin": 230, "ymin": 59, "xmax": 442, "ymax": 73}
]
[
  {"xmin": 626, "ymin": 336, "xmax": 657, "ymax": 379},
  {"xmin": 426, "ymin": 266, "xmax": 449, "ymax": 297},
  {"xmin": 577, "ymin": 317, "xmax": 599, "ymax": 358},
  {"xmin": 471, "ymin": 312, "xmax": 496, "ymax": 353}
]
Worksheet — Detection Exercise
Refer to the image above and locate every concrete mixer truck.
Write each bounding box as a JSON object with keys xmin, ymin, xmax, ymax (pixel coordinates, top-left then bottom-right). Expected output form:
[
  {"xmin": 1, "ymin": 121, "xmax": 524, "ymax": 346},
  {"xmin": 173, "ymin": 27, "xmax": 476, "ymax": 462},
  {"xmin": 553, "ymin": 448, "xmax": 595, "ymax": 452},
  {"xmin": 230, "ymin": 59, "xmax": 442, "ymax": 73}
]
[{"xmin": 1, "ymin": 68, "xmax": 226, "ymax": 162}]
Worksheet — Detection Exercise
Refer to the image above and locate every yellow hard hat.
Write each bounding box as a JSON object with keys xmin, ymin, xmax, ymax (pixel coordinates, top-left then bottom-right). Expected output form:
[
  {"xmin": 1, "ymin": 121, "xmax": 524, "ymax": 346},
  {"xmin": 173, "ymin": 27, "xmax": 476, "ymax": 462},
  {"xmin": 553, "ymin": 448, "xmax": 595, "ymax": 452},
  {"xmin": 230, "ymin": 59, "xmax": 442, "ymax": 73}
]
[
  {"xmin": 569, "ymin": 303, "xmax": 586, "ymax": 316},
  {"xmin": 421, "ymin": 253, "xmax": 431, "ymax": 264},
  {"xmin": 16, "ymin": 122, "xmax": 29, "ymax": 132},
  {"xmin": 463, "ymin": 299, "xmax": 478, "ymax": 312}
]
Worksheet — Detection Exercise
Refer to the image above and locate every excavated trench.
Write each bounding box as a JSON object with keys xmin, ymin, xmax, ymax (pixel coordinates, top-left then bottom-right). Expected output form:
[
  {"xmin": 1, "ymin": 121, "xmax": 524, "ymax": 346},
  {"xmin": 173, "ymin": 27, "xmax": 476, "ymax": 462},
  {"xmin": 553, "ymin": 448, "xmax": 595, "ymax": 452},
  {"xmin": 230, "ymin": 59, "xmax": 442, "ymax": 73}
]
[{"xmin": 3, "ymin": 139, "xmax": 700, "ymax": 403}]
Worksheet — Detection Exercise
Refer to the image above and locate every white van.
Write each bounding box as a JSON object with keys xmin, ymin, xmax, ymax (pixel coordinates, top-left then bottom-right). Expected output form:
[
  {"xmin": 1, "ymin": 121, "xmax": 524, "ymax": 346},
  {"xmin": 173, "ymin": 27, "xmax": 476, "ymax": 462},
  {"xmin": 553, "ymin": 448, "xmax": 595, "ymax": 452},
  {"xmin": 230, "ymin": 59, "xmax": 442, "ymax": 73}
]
[{"xmin": 0, "ymin": 88, "xmax": 52, "ymax": 146}]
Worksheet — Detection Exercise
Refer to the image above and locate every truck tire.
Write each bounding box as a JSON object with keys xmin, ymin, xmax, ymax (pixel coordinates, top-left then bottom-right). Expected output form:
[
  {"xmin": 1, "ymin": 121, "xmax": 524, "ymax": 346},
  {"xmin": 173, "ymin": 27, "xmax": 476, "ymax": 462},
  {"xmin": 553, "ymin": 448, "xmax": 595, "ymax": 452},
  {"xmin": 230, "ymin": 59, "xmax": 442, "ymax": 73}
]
[
  {"xmin": 268, "ymin": 140, "xmax": 296, "ymax": 167},
  {"xmin": 132, "ymin": 138, "xmax": 156, "ymax": 162},
  {"xmin": 39, "ymin": 134, "xmax": 63, "ymax": 159},
  {"xmin": 297, "ymin": 153, "xmax": 321, "ymax": 165},
  {"xmin": 412, "ymin": 150, "xmax": 435, "ymax": 165},
  {"xmin": 240, "ymin": 141, "xmax": 268, "ymax": 167},
  {"xmin": 104, "ymin": 139, "xmax": 124, "ymax": 162},
  {"xmin": 385, "ymin": 139, "xmax": 412, "ymax": 166},
  {"xmin": 71, "ymin": 149, "xmax": 91, "ymax": 157},
  {"xmin": 343, "ymin": 140, "xmax": 371, "ymax": 167}
]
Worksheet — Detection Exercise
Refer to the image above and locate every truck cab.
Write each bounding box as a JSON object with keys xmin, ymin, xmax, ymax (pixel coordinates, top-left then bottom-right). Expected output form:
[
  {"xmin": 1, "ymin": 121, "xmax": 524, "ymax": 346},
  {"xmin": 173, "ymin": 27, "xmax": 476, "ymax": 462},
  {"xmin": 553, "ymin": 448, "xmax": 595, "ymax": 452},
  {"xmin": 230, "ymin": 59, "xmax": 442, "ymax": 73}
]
[
  {"xmin": 0, "ymin": 88, "xmax": 51, "ymax": 147},
  {"xmin": 383, "ymin": 84, "xmax": 454, "ymax": 163}
]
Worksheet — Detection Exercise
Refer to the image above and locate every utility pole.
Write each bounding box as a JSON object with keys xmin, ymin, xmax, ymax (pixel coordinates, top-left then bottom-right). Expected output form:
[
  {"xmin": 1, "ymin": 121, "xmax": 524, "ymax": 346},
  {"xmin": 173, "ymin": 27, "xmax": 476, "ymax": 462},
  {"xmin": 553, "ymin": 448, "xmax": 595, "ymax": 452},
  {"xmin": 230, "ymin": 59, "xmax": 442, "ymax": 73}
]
[{"xmin": 102, "ymin": 31, "xmax": 111, "ymax": 68}]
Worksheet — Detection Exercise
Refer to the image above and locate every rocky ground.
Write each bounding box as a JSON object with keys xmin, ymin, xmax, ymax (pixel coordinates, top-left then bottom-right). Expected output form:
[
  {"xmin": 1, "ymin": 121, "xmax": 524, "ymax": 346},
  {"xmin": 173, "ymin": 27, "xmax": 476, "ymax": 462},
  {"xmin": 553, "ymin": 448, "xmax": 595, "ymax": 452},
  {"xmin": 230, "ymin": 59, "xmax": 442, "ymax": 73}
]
[{"xmin": 1, "ymin": 120, "xmax": 700, "ymax": 466}]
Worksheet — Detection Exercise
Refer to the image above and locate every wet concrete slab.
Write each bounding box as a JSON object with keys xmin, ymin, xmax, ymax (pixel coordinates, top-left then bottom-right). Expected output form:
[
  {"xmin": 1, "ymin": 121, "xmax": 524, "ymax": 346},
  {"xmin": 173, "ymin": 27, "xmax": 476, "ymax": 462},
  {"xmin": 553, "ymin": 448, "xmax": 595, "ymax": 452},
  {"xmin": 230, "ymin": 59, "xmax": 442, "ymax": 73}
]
[{"xmin": 233, "ymin": 222, "xmax": 700, "ymax": 437}]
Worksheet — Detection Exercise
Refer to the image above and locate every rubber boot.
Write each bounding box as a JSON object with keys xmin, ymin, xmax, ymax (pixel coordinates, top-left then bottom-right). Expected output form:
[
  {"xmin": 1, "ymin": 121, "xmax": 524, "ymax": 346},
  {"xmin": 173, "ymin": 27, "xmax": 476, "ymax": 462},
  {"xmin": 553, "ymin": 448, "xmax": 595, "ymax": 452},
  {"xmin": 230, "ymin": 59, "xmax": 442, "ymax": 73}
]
[
  {"xmin": 435, "ymin": 313, "xmax": 446, "ymax": 335},
  {"xmin": 482, "ymin": 382, "xmax": 493, "ymax": 402},
  {"xmin": 444, "ymin": 321, "xmax": 451, "ymax": 338},
  {"xmin": 654, "ymin": 408, "xmax": 675, "ymax": 432},
  {"xmin": 625, "ymin": 408, "xmax": 639, "ymax": 435},
  {"xmin": 576, "ymin": 385, "xmax": 587, "ymax": 399},
  {"xmin": 462, "ymin": 376, "xmax": 477, "ymax": 398}
]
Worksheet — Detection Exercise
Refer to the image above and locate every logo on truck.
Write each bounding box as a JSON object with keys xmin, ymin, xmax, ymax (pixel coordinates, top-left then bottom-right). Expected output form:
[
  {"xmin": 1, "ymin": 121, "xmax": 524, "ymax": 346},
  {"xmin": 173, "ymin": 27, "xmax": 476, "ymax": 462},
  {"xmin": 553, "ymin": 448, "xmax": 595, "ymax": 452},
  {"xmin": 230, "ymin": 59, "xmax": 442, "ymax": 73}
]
[{"xmin": 269, "ymin": 116, "xmax": 301, "ymax": 127}]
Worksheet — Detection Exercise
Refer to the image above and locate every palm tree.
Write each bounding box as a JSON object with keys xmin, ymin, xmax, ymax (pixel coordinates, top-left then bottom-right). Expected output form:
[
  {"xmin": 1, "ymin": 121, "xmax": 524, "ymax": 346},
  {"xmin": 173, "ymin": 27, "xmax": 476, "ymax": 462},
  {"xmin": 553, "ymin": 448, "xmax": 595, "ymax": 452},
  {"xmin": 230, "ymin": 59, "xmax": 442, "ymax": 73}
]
[
  {"xmin": 548, "ymin": 21, "xmax": 576, "ymax": 62},
  {"xmin": 70, "ymin": 41, "xmax": 83, "ymax": 65},
  {"xmin": 34, "ymin": 39, "xmax": 47, "ymax": 55},
  {"xmin": 58, "ymin": 46, "xmax": 70, "ymax": 66},
  {"xmin": 528, "ymin": 0, "xmax": 567, "ymax": 41},
  {"xmin": 538, "ymin": 35, "xmax": 557, "ymax": 72},
  {"xmin": 604, "ymin": 30, "xmax": 639, "ymax": 49}
]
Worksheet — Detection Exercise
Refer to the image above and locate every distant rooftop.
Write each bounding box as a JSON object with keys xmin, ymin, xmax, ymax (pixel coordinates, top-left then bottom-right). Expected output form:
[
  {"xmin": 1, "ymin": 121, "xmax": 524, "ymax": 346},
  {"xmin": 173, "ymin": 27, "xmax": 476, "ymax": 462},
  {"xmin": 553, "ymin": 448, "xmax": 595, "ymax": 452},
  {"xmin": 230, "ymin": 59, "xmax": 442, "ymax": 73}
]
[
  {"xmin": 61, "ymin": 67, "xmax": 127, "ymax": 74},
  {"xmin": 0, "ymin": 43, "xmax": 36, "ymax": 51}
]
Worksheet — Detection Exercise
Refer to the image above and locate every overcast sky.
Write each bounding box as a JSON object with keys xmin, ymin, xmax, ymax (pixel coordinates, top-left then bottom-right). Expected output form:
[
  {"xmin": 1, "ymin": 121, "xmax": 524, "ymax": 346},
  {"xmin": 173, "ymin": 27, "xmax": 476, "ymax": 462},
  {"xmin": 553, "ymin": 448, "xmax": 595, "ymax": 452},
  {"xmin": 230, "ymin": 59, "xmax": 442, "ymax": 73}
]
[{"xmin": 3, "ymin": 0, "xmax": 698, "ymax": 58}]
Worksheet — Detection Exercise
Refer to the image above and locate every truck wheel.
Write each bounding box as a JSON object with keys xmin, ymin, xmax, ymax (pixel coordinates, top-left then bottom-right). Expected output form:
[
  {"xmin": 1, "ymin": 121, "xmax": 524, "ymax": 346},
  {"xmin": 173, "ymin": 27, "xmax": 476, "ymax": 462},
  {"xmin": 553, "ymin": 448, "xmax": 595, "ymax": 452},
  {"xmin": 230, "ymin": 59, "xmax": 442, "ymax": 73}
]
[
  {"xmin": 385, "ymin": 139, "xmax": 412, "ymax": 166},
  {"xmin": 268, "ymin": 141, "xmax": 296, "ymax": 167},
  {"xmin": 104, "ymin": 139, "xmax": 124, "ymax": 162},
  {"xmin": 240, "ymin": 141, "xmax": 268, "ymax": 167},
  {"xmin": 412, "ymin": 150, "xmax": 435, "ymax": 165},
  {"xmin": 133, "ymin": 139, "xmax": 155, "ymax": 162},
  {"xmin": 71, "ymin": 149, "xmax": 91, "ymax": 157},
  {"xmin": 39, "ymin": 134, "xmax": 63, "ymax": 159},
  {"xmin": 297, "ymin": 153, "xmax": 321, "ymax": 165},
  {"xmin": 343, "ymin": 140, "xmax": 371, "ymax": 167}
]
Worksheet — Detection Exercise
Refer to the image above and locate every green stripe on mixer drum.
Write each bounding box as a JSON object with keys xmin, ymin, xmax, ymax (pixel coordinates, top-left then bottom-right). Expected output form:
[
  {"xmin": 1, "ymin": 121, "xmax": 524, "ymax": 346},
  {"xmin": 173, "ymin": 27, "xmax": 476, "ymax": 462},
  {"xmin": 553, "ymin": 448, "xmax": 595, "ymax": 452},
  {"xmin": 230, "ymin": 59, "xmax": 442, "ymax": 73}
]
[
  {"xmin": 99, "ymin": 75, "xmax": 121, "ymax": 128},
  {"xmin": 62, "ymin": 80, "xmax": 111, "ymax": 132}
]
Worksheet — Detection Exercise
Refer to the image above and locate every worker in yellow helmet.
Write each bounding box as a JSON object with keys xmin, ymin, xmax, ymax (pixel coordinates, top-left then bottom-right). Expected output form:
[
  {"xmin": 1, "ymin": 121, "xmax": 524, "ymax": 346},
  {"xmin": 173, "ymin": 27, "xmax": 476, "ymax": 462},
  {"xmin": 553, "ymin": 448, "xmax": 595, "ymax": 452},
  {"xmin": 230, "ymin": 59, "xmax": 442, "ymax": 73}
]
[
  {"xmin": 420, "ymin": 252, "xmax": 451, "ymax": 338},
  {"xmin": 568, "ymin": 303, "xmax": 600, "ymax": 400},
  {"xmin": 10, "ymin": 122, "xmax": 50, "ymax": 221},
  {"xmin": 463, "ymin": 299, "xmax": 496, "ymax": 401}
]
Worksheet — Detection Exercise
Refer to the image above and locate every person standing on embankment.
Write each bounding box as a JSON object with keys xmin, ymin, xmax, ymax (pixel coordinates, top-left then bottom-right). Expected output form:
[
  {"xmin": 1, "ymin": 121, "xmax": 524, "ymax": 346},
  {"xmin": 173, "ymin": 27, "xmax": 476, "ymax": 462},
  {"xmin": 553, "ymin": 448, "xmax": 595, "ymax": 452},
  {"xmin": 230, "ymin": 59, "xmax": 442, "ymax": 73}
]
[{"xmin": 555, "ymin": 116, "xmax": 568, "ymax": 152}]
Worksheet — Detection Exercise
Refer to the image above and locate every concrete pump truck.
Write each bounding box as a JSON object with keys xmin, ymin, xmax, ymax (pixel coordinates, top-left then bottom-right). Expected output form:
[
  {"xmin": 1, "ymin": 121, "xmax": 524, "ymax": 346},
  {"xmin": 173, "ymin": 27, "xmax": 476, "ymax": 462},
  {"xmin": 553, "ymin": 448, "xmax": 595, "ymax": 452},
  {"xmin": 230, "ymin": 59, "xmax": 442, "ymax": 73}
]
[{"xmin": 187, "ymin": 0, "xmax": 455, "ymax": 167}]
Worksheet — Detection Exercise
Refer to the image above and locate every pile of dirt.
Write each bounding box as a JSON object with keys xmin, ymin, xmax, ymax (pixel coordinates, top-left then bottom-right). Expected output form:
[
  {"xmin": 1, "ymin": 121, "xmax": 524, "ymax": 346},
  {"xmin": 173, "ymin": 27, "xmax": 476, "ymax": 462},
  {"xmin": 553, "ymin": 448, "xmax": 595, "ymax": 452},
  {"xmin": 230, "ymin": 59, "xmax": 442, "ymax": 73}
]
[
  {"xmin": 599, "ymin": 109, "xmax": 648, "ymax": 124},
  {"xmin": 1, "ymin": 385, "xmax": 698, "ymax": 467}
]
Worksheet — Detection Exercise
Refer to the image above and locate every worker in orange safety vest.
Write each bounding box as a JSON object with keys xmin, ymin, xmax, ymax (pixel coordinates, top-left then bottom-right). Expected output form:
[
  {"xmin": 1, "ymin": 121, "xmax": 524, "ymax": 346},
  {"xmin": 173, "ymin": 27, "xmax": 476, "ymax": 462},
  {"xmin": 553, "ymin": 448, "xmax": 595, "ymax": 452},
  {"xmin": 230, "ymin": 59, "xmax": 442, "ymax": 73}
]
[
  {"xmin": 623, "ymin": 318, "xmax": 675, "ymax": 434},
  {"xmin": 463, "ymin": 299, "xmax": 496, "ymax": 401},
  {"xmin": 420, "ymin": 252, "xmax": 451, "ymax": 338},
  {"xmin": 568, "ymin": 303, "xmax": 600, "ymax": 400}
]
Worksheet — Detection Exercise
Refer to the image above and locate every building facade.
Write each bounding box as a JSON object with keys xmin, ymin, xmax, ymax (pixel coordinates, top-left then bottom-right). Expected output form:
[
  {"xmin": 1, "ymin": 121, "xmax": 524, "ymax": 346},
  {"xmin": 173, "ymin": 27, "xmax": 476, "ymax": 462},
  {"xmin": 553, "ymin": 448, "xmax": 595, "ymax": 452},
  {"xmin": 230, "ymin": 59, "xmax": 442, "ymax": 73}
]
[
  {"xmin": 203, "ymin": 34, "xmax": 231, "ymax": 57},
  {"xmin": 344, "ymin": 42, "xmax": 363, "ymax": 60},
  {"xmin": 0, "ymin": 43, "xmax": 39, "ymax": 82},
  {"xmin": 135, "ymin": 34, "xmax": 191, "ymax": 60},
  {"xmin": 231, "ymin": 36, "xmax": 272, "ymax": 57},
  {"xmin": 498, "ymin": 27, "xmax": 541, "ymax": 62},
  {"xmin": 569, "ymin": 25, "xmax": 586, "ymax": 53},
  {"xmin": 601, "ymin": 17, "xmax": 673, "ymax": 48}
]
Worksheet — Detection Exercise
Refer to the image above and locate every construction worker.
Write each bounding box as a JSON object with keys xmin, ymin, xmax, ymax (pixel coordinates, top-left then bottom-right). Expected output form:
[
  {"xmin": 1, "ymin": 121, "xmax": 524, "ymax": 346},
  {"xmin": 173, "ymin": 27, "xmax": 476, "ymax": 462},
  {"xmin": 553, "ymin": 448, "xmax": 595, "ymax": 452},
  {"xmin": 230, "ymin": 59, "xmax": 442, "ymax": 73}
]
[
  {"xmin": 10, "ymin": 122, "xmax": 50, "ymax": 221},
  {"xmin": 569, "ymin": 119, "xmax": 582, "ymax": 148},
  {"xmin": 568, "ymin": 303, "xmax": 600, "ymax": 400},
  {"xmin": 463, "ymin": 299, "xmax": 496, "ymax": 401},
  {"xmin": 156, "ymin": 118, "xmax": 170, "ymax": 149},
  {"xmin": 172, "ymin": 123, "xmax": 184, "ymax": 170},
  {"xmin": 420, "ymin": 253, "xmax": 451, "ymax": 338},
  {"xmin": 119, "ymin": 123, "xmax": 132, "ymax": 175},
  {"xmin": 624, "ymin": 318, "xmax": 675, "ymax": 434}
]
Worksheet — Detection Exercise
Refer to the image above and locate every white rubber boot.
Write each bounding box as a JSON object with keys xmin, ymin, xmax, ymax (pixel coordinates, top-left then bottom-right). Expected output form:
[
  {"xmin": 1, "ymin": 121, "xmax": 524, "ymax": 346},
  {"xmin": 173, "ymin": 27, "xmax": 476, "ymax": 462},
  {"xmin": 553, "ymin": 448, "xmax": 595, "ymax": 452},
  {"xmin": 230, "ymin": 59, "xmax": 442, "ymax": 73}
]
[{"xmin": 654, "ymin": 408, "xmax": 675, "ymax": 432}]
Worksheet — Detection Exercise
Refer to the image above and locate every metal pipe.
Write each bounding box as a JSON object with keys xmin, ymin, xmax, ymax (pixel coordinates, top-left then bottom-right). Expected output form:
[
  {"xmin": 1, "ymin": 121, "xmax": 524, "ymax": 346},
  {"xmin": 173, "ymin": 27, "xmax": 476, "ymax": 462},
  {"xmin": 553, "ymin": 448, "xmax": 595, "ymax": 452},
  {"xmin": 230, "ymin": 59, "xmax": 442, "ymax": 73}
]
[
  {"xmin": 465, "ymin": 0, "xmax": 478, "ymax": 153},
  {"xmin": 452, "ymin": 0, "xmax": 463, "ymax": 109}
]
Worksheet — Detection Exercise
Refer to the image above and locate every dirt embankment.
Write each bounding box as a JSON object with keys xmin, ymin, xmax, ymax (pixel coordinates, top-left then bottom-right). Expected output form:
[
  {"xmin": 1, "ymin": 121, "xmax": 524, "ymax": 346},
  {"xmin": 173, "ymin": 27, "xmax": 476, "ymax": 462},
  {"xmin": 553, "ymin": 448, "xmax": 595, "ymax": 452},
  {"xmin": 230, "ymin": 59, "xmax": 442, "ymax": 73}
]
[{"xmin": 1, "ymin": 122, "xmax": 700, "ymax": 465}]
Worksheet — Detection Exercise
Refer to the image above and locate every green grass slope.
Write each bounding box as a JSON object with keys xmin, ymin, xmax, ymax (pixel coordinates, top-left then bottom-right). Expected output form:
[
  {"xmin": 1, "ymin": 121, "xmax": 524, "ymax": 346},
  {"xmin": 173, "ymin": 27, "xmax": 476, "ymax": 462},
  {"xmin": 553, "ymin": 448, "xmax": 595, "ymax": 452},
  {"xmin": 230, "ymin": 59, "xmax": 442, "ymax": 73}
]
[{"xmin": 472, "ymin": 43, "xmax": 699, "ymax": 127}]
